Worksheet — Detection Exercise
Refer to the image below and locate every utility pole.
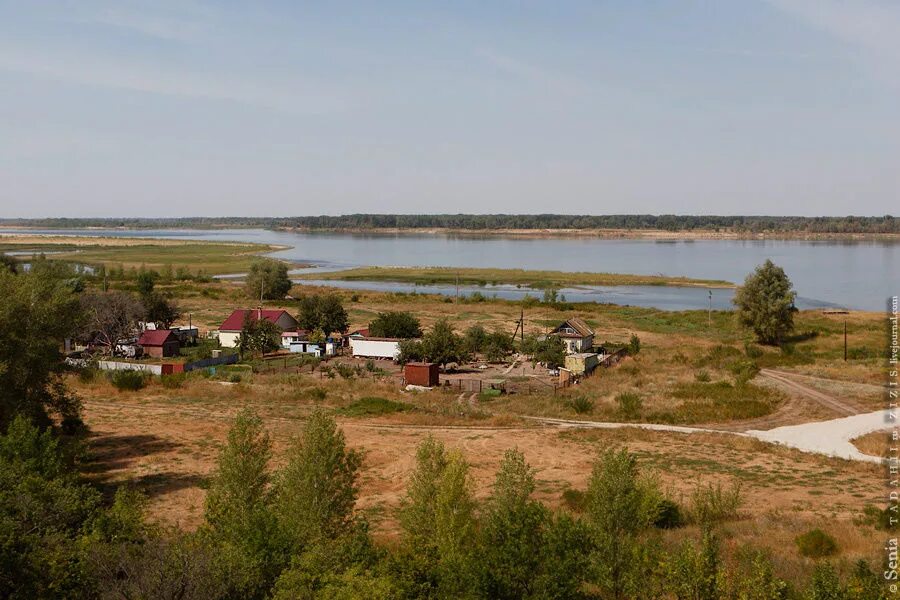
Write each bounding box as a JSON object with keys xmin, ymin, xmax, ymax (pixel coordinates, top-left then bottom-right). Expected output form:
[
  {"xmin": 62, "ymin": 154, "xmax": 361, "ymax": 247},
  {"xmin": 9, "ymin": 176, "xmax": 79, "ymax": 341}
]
[{"xmin": 708, "ymin": 290, "xmax": 712, "ymax": 328}]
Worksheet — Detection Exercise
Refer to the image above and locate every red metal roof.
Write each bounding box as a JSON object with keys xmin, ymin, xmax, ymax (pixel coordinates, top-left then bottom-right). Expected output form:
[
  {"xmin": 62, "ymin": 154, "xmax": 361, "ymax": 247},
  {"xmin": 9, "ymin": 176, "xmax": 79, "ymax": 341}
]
[
  {"xmin": 219, "ymin": 309, "xmax": 294, "ymax": 332},
  {"xmin": 138, "ymin": 329, "xmax": 178, "ymax": 347}
]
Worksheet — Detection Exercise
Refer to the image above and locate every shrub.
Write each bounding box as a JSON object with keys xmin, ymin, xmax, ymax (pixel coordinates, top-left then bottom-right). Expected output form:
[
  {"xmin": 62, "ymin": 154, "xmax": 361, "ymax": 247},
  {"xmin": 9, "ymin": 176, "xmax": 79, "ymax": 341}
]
[
  {"xmin": 690, "ymin": 481, "xmax": 743, "ymax": 524},
  {"xmin": 335, "ymin": 364, "xmax": 355, "ymax": 379},
  {"xmin": 795, "ymin": 528, "xmax": 838, "ymax": 558},
  {"xmin": 694, "ymin": 370, "xmax": 711, "ymax": 382},
  {"xmin": 309, "ymin": 387, "xmax": 327, "ymax": 401},
  {"xmin": 110, "ymin": 369, "xmax": 147, "ymax": 391},
  {"xmin": 616, "ymin": 392, "xmax": 643, "ymax": 418},
  {"xmin": 160, "ymin": 373, "xmax": 186, "ymax": 389},
  {"xmin": 339, "ymin": 397, "xmax": 411, "ymax": 417},
  {"xmin": 743, "ymin": 342, "xmax": 763, "ymax": 358},
  {"xmin": 78, "ymin": 368, "xmax": 97, "ymax": 383},
  {"xmin": 862, "ymin": 504, "xmax": 898, "ymax": 531},
  {"xmin": 628, "ymin": 334, "xmax": 641, "ymax": 355},
  {"xmin": 228, "ymin": 374, "xmax": 242, "ymax": 384},
  {"xmin": 728, "ymin": 359, "xmax": 760, "ymax": 386},
  {"xmin": 567, "ymin": 395, "xmax": 594, "ymax": 414},
  {"xmin": 562, "ymin": 488, "xmax": 587, "ymax": 513},
  {"xmin": 653, "ymin": 498, "xmax": 684, "ymax": 529}
]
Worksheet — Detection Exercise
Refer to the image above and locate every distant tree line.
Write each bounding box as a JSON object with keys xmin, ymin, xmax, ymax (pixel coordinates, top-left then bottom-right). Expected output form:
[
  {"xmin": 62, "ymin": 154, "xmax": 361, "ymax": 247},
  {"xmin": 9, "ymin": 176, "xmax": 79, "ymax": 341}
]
[{"xmin": 3, "ymin": 214, "xmax": 898, "ymax": 233}]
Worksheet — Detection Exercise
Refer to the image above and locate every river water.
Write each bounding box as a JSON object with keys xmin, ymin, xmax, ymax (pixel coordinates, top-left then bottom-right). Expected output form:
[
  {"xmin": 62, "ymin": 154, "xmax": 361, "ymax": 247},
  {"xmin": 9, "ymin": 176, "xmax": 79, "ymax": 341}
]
[{"xmin": 2, "ymin": 228, "xmax": 896, "ymax": 311}]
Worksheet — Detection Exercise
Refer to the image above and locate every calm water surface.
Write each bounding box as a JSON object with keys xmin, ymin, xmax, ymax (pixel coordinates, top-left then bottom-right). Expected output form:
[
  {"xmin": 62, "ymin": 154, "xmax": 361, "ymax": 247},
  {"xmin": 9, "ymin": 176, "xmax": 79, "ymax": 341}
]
[{"xmin": 3, "ymin": 228, "xmax": 896, "ymax": 311}]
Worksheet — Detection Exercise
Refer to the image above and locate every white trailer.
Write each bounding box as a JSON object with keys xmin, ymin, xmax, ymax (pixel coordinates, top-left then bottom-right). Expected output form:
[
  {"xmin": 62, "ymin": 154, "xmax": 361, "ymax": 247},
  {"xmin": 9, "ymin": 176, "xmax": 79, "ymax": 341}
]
[{"xmin": 350, "ymin": 337, "xmax": 401, "ymax": 360}]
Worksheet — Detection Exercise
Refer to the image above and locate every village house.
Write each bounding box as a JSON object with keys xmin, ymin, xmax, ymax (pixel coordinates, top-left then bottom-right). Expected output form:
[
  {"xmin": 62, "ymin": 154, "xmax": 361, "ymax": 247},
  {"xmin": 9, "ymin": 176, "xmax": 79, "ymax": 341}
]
[
  {"xmin": 217, "ymin": 309, "xmax": 300, "ymax": 348},
  {"xmin": 550, "ymin": 318, "xmax": 595, "ymax": 354},
  {"xmin": 137, "ymin": 329, "xmax": 180, "ymax": 358},
  {"xmin": 281, "ymin": 330, "xmax": 309, "ymax": 348}
]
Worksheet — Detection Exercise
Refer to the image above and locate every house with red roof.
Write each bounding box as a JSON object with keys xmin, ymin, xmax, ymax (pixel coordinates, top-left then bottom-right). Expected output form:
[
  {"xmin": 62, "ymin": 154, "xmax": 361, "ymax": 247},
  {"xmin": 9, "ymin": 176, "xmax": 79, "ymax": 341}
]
[
  {"xmin": 217, "ymin": 309, "xmax": 300, "ymax": 348},
  {"xmin": 137, "ymin": 329, "xmax": 180, "ymax": 358}
]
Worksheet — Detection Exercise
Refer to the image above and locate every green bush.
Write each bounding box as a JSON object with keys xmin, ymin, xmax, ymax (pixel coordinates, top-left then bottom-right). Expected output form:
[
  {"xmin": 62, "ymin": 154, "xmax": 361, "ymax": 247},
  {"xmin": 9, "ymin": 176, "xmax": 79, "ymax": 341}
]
[
  {"xmin": 653, "ymin": 498, "xmax": 684, "ymax": 529},
  {"xmin": 160, "ymin": 373, "xmax": 187, "ymax": 389},
  {"xmin": 229, "ymin": 374, "xmax": 242, "ymax": 384},
  {"xmin": 309, "ymin": 387, "xmax": 327, "ymax": 401},
  {"xmin": 694, "ymin": 370, "xmax": 711, "ymax": 382},
  {"xmin": 795, "ymin": 528, "xmax": 838, "ymax": 558},
  {"xmin": 110, "ymin": 369, "xmax": 147, "ymax": 391},
  {"xmin": 567, "ymin": 395, "xmax": 594, "ymax": 415},
  {"xmin": 78, "ymin": 367, "xmax": 97, "ymax": 383},
  {"xmin": 628, "ymin": 333, "xmax": 641, "ymax": 355},
  {"xmin": 862, "ymin": 504, "xmax": 898, "ymax": 531},
  {"xmin": 339, "ymin": 397, "xmax": 411, "ymax": 417},
  {"xmin": 616, "ymin": 392, "xmax": 643, "ymax": 418}
]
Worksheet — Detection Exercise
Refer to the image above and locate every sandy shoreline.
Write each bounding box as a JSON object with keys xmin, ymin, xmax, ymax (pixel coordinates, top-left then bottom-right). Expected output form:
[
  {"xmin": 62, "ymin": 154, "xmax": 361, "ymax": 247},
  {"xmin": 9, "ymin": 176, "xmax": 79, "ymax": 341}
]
[{"xmin": 277, "ymin": 226, "xmax": 900, "ymax": 241}]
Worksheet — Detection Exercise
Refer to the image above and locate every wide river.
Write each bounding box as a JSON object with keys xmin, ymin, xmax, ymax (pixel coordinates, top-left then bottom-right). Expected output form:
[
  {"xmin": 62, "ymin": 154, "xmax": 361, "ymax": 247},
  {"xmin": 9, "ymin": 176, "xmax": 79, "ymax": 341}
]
[{"xmin": 3, "ymin": 228, "xmax": 897, "ymax": 312}]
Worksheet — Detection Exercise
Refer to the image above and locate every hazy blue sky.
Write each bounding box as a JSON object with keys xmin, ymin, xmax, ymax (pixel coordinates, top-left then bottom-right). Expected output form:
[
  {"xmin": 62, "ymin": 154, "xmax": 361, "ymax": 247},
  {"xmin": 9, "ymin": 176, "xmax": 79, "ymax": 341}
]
[{"xmin": 1, "ymin": 1, "xmax": 898, "ymax": 218}]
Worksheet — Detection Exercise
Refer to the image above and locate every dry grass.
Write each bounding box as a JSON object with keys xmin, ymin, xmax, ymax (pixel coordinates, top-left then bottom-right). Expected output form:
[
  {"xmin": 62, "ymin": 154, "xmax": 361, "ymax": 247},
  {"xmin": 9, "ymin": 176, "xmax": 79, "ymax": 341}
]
[{"xmin": 851, "ymin": 430, "xmax": 891, "ymax": 459}]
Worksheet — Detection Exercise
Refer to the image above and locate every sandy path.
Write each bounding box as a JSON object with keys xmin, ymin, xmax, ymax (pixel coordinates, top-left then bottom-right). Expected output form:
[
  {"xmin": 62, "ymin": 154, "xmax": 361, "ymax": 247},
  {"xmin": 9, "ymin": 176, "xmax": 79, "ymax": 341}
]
[
  {"xmin": 759, "ymin": 369, "xmax": 856, "ymax": 416},
  {"xmin": 527, "ymin": 409, "xmax": 893, "ymax": 463}
]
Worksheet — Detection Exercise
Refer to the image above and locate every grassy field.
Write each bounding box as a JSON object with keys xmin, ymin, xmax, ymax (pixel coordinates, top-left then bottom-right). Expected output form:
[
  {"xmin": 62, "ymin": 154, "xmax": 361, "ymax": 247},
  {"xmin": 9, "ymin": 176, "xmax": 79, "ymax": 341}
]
[
  {"xmin": 0, "ymin": 234, "xmax": 286, "ymax": 276},
  {"xmin": 62, "ymin": 270, "xmax": 891, "ymax": 589},
  {"xmin": 296, "ymin": 265, "xmax": 734, "ymax": 288}
]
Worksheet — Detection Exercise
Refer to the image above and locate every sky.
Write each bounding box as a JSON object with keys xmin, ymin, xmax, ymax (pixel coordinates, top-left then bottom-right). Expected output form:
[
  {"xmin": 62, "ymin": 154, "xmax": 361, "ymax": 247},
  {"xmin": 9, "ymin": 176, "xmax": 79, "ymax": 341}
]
[{"xmin": 0, "ymin": 0, "xmax": 898, "ymax": 218}]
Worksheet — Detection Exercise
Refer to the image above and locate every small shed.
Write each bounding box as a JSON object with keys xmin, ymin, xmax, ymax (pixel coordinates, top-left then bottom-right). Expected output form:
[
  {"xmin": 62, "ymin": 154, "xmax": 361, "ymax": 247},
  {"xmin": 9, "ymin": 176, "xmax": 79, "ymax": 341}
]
[
  {"xmin": 138, "ymin": 329, "xmax": 180, "ymax": 358},
  {"xmin": 564, "ymin": 352, "xmax": 600, "ymax": 376},
  {"xmin": 405, "ymin": 362, "xmax": 439, "ymax": 387}
]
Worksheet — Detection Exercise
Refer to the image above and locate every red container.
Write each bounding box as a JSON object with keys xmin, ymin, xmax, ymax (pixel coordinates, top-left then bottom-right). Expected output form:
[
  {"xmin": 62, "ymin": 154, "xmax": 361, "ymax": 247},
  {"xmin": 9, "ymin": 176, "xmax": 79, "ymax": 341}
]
[{"xmin": 404, "ymin": 362, "xmax": 439, "ymax": 387}]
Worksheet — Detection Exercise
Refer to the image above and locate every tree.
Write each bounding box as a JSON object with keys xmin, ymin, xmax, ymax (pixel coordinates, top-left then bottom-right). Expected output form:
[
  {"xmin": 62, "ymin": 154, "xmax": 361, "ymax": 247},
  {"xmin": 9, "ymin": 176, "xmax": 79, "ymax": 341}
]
[
  {"xmin": 245, "ymin": 259, "xmax": 292, "ymax": 300},
  {"xmin": 463, "ymin": 325, "xmax": 488, "ymax": 355},
  {"xmin": 733, "ymin": 260, "xmax": 797, "ymax": 345},
  {"xmin": 0, "ymin": 253, "xmax": 17, "ymax": 274},
  {"xmin": 368, "ymin": 311, "xmax": 422, "ymax": 339},
  {"xmin": 397, "ymin": 339, "xmax": 425, "ymax": 365},
  {"xmin": 484, "ymin": 331, "xmax": 515, "ymax": 363},
  {"xmin": 136, "ymin": 270, "xmax": 158, "ymax": 297},
  {"xmin": 144, "ymin": 293, "xmax": 181, "ymax": 329},
  {"xmin": 586, "ymin": 448, "xmax": 661, "ymax": 600},
  {"xmin": 521, "ymin": 334, "xmax": 566, "ymax": 369},
  {"xmin": 805, "ymin": 563, "xmax": 845, "ymax": 600},
  {"xmin": 732, "ymin": 553, "xmax": 788, "ymax": 600},
  {"xmin": 432, "ymin": 450, "xmax": 478, "ymax": 598},
  {"xmin": 0, "ymin": 416, "xmax": 101, "ymax": 598},
  {"xmin": 272, "ymin": 410, "xmax": 362, "ymax": 550},
  {"xmin": 78, "ymin": 290, "xmax": 145, "ymax": 352},
  {"xmin": 667, "ymin": 529, "xmax": 723, "ymax": 600},
  {"xmin": 237, "ymin": 314, "xmax": 281, "ymax": 358},
  {"xmin": 478, "ymin": 449, "xmax": 551, "ymax": 599},
  {"xmin": 203, "ymin": 410, "xmax": 277, "ymax": 597},
  {"xmin": 297, "ymin": 294, "xmax": 349, "ymax": 338},
  {"xmin": 420, "ymin": 319, "xmax": 468, "ymax": 367},
  {"xmin": 0, "ymin": 269, "xmax": 84, "ymax": 430}
]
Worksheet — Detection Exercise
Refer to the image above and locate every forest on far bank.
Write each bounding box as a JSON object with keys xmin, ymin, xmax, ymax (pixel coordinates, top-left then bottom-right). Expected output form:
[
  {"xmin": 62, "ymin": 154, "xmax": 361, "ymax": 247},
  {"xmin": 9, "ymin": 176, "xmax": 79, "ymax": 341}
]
[{"xmin": 1, "ymin": 213, "xmax": 898, "ymax": 234}]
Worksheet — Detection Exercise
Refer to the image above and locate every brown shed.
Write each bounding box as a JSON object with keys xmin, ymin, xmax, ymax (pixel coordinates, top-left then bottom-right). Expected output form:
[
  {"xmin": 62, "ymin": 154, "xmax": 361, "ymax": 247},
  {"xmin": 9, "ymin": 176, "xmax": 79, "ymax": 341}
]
[
  {"xmin": 138, "ymin": 329, "xmax": 180, "ymax": 358},
  {"xmin": 404, "ymin": 362, "xmax": 439, "ymax": 387}
]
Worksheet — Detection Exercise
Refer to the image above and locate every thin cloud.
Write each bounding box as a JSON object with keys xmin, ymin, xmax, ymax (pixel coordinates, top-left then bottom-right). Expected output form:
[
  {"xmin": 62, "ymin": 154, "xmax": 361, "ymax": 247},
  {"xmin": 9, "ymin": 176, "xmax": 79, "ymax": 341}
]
[
  {"xmin": 476, "ymin": 48, "xmax": 584, "ymax": 96},
  {"xmin": 0, "ymin": 43, "xmax": 351, "ymax": 115},
  {"xmin": 767, "ymin": 0, "xmax": 900, "ymax": 77}
]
